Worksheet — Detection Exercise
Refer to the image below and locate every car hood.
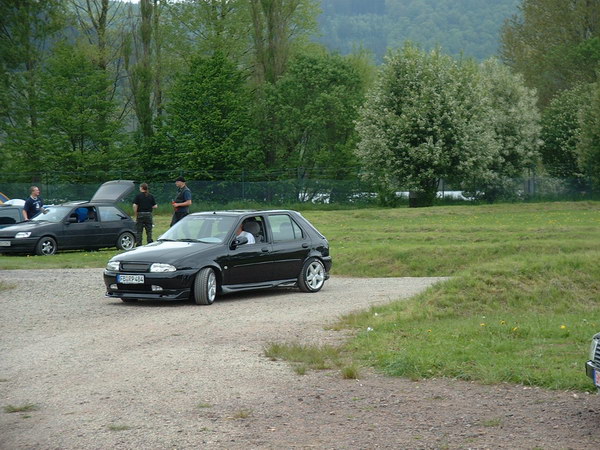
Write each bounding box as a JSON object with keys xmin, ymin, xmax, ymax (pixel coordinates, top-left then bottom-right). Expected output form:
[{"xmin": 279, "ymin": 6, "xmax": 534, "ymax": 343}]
[
  {"xmin": 90, "ymin": 180, "xmax": 135, "ymax": 203},
  {"xmin": 114, "ymin": 240, "xmax": 219, "ymax": 263},
  {"xmin": 0, "ymin": 221, "xmax": 53, "ymax": 234}
]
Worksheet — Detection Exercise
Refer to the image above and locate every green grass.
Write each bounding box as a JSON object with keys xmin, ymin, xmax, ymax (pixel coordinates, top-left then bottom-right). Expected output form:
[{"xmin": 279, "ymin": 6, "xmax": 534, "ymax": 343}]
[
  {"xmin": 4, "ymin": 403, "xmax": 38, "ymax": 413},
  {"xmin": 107, "ymin": 424, "xmax": 133, "ymax": 431},
  {"xmin": 0, "ymin": 281, "xmax": 16, "ymax": 292},
  {"xmin": 2, "ymin": 201, "xmax": 599, "ymax": 391}
]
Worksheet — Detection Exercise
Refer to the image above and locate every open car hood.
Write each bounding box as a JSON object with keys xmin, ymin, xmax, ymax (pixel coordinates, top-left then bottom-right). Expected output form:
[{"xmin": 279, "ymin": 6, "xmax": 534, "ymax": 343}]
[{"xmin": 90, "ymin": 180, "xmax": 135, "ymax": 203}]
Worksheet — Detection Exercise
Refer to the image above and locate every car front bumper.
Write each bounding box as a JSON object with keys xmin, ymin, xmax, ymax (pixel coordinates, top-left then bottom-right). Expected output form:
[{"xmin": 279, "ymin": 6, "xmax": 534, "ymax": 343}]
[
  {"xmin": 0, "ymin": 237, "xmax": 37, "ymax": 254},
  {"xmin": 104, "ymin": 269, "xmax": 197, "ymax": 301},
  {"xmin": 586, "ymin": 360, "xmax": 600, "ymax": 388}
]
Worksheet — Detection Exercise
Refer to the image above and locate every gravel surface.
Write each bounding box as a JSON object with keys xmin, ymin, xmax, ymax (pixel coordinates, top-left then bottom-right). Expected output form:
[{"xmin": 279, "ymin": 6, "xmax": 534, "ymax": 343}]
[{"xmin": 0, "ymin": 268, "xmax": 599, "ymax": 449}]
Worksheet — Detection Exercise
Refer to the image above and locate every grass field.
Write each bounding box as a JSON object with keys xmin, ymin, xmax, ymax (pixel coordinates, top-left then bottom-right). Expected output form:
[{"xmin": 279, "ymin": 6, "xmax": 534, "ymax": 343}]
[{"xmin": 1, "ymin": 202, "xmax": 599, "ymax": 390}]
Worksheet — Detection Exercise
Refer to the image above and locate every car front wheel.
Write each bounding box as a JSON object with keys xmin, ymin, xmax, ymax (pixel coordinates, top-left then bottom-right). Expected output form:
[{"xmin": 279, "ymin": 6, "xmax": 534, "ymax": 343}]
[
  {"xmin": 117, "ymin": 232, "xmax": 135, "ymax": 251},
  {"xmin": 35, "ymin": 236, "xmax": 57, "ymax": 256},
  {"xmin": 193, "ymin": 267, "xmax": 217, "ymax": 305},
  {"xmin": 298, "ymin": 258, "xmax": 325, "ymax": 293}
]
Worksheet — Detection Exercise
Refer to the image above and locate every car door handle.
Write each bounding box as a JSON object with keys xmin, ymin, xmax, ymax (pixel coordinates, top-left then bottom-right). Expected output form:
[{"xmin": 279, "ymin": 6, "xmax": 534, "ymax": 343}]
[
  {"xmin": 302, "ymin": 243, "xmax": 309, "ymax": 248},
  {"xmin": 261, "ymin": 247, "xmax": 270, "ymax": 253}
]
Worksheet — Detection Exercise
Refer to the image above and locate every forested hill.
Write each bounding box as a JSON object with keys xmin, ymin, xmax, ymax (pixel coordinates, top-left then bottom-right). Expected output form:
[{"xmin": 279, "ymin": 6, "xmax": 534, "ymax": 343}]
[{"xmin": 316, "ymin": 0, "xmax": 520, "ymax": 61}]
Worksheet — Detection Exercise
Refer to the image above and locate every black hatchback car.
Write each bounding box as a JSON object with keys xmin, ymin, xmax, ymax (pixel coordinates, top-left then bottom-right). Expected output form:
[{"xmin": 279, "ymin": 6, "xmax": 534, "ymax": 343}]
[
  {"xmin": 0, "ymin": 180, "xmax": 136, "ymax": 255},
  {"xmin": 104, "ymin": 210, "xmax": 332, "ymax": 304}
]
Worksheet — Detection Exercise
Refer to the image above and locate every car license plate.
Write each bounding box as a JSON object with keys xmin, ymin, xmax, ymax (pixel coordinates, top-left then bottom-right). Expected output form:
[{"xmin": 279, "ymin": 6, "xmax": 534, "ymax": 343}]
[
  {"xmin": 0, "ymin": 240, "xmax": 10, "ymax": 247},
  {"xmin": 595, "ymin": 369, "xmax": 600, "ymax": 388},
  {"xmin": 117, "ymin": 274, "xmax": 144, "ymax": 284}
]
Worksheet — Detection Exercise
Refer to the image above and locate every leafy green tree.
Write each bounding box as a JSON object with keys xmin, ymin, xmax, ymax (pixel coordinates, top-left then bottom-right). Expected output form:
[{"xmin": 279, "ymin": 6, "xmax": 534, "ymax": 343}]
[
  {"xmin": 501, "ymin": 0, "xmax": 600, "ymax": 106},
  {"xmin": 540, "ymin": 84, "xmax": 591, "ymax": 189},
  {"xmin": 264, "ymin": 51, "xmax": 365, "ymax": 200},
  {"xmin": 163, "ymin": 0, "xmax": 251, "ymax": 62},
  {"xmin": 38, "ymin": 42, "xmax": 123, "ymax": 179},
  {"xmin": 577, "ymin": 82, "xmax": 600, "ymax": 188},
  {"xmin": 154, "ymin": 52, "xmax": 260, "ymax": 178},
  {"xmin": 355, "ymin": 44, "xmax": 499, "ymax": 207},
  {"xmin": 0, "ymin": 0, "xmax": 66, "ymax": 179},
  {"xmin": 469, "ymin": 59, "xmax": 541, "ymax": 201}
]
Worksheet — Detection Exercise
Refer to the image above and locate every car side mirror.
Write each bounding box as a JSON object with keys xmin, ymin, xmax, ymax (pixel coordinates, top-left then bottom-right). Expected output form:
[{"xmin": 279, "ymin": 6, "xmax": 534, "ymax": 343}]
[{"xmin": 230, "ymin": 235, "xmax": 248, "ymax": 250}]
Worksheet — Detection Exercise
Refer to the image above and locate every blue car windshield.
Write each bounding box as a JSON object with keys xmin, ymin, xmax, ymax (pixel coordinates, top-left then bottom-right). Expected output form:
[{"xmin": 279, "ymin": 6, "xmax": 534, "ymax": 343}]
[
  {"xmin": 30, "ymin": 206, "xmax": 71, "ymax": 223},
  {"xmin": 159, "ymin": 215, "xmax": 237, "ymax": 244}
]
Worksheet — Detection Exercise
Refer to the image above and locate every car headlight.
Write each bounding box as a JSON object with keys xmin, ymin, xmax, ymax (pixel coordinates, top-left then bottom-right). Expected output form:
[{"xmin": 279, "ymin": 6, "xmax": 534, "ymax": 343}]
[
  {"xmin": 590, "ymin": 338, "xmax": 600, "ymax": 360},
  {"xmin": 106, "ymin": 261, "xmax": 120, "ymax": 271},
  {"xmin": 15, "ymin": 232, "xmax": 31, "ymax": 238},
  {"xmin": 150, "ymin": 263, "xmax": 176, "ymax": 273}
]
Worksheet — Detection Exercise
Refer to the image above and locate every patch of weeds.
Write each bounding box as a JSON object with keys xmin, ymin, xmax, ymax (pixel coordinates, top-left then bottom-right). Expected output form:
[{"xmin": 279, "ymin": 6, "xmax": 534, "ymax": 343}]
[
  {"xmin": 0, "ymin": 281, "xmax": 16, "ymax": 292},
  {"xmin": 107, "ymin": 424, "xmax": 133, "ymax": 431},
  {"xmin": 482, "ymin": 418, "xmax": 502, "ymax": 427},
  {"xmin": 294, "ymin": 365, "xmax": 307, "ymax": 375},
  {"xmin": 4, "ymin": 403, "xmax": 38, "ymax": 413},
  {"xmin": 232, "ymin": 409, "xmax": 253, "ymax": 419},
  {"xmin": 341, "ymin": 365, "xmax": 360, "ymax": 379},
  {"xmin": 0, "ymin": 378, "xmax": 9, "ymax": 383},
  {"xmin": 198, "ymin": 402, "xmax": 212, "ymax": 409},
  {"xmin": 265, "ymin": 341, "xmax": 349, "ymax": 375}
]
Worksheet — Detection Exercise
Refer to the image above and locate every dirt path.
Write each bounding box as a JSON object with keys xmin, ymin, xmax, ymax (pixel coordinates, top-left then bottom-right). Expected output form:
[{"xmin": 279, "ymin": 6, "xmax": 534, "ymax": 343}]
[{"xmin": 0, "ymin": 269, "xmax": 598, "ymax": 449}]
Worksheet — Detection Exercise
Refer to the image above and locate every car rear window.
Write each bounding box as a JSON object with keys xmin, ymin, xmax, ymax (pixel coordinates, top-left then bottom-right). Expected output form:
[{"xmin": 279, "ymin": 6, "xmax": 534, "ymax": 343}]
[{"xmin": 99, "ymin": 206, "xmax": 129, "ymax": 221}]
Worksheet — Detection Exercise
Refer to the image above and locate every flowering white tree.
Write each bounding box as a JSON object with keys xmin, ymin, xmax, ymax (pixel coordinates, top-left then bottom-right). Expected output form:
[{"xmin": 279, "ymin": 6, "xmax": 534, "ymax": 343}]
[
  {"xmin": 355, "ymin": 44, "xmax": 500, "ymax": 207},
  {"xmin": 466, "ymin": 59, "xmax": 541, "ymax": 202}
]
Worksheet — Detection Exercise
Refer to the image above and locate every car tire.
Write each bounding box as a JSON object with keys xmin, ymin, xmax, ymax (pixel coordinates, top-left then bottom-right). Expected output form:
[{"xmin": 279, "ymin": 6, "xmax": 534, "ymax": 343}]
[
  {"xmin": 117, "ymin": 232, "xmax": 135, "ymax": 251},
  {"xmin": 120, "ymin": 298, "xmax": 138, "ymax": 303},
  {"xmin": 298, "ymin": 258, "xmax": 326, "ymax": 293},
  {"xmin": 193, "ymin": 267, "xmax": 217, "ymax": 305},
  {"xmin": 35, "ymin": 236, "xmax": 57, "ymax": 256}
]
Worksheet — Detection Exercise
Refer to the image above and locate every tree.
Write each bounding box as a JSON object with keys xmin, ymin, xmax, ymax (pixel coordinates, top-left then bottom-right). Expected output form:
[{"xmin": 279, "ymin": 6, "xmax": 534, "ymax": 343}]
[
  {"xmin": 501, "ymin": 0, "xmax": 600, "ymax": 106},
  {"xmin": 0, "ymin": 0, "xmax": 66, "ymax": 179},
  {"xmin": 38, "ymin": 42, "xmax": 122, "ymax": 179},
  {"xmin": 125, "ymin": 0, "xmax": 156, "ymax": 138},
  {"xmin": 249, "ymin": 0, "xmax": 320, "ymax": 170},
  {"xmin": 154, "ymin": 53, "xmax": 260, "ymax": 178},
  {"xmin": 264, "ymin": 51, "xmax": 365, "ymax": 200},
  {"xmin": 355, "ymin": 44, "xmax": 499, "ymax": 207},
  {"xmin": 539, "ymin": 84, "xmax": 591, "ymax": 189},
  {"xmin": 577, "ymin": 82, "xmax": 600, "ymax": 188},
  {"xmin": 469, "ymin": 59, "xmax": 541, "ymax": 202}
]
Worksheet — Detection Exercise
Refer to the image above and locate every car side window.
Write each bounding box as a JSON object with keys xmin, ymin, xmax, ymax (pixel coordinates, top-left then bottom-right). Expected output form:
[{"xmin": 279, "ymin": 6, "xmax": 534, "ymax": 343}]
[
  {"xmin": 98, "ymin": 206, "xmax": 128, "ymax": 221},
  {"xmin": 269, "ymin": 214, "xmax": 304, "ymax": 242}
]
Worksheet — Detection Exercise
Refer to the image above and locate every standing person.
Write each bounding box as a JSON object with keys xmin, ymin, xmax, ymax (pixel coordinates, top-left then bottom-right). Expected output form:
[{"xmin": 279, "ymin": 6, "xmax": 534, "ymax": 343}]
[
  {"xmin": 170, "ymin": 176, "xmax": 192, "ymax": 226},
  {"xmin": 132, "ymin": 183, "xmax": 157, "ymax": 246},
  {"xmin": 23, "ymin": 186, "xmax": 46, "ymax": 220}
]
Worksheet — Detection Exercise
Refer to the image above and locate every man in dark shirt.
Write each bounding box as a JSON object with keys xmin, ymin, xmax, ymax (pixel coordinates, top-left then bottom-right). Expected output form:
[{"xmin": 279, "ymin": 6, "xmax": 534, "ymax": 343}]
[
  {"xmin": 23, "ymin": 186, "xmax": 46, "ymax": 220},
  {"xmin": 170, "ymin": 176, "xmax": 192, "ymax": 226},
  {"xmin": 132, "ymin": 183, "xmax": 157, "ymax": 246}
]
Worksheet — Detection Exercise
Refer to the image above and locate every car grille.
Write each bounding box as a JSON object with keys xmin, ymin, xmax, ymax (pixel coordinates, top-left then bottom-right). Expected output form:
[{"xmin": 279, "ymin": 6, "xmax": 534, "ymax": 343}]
[
  {"xmin": 121, "ymin": 262, "xmax": 150, "ymax": 272},
  {"xmin": 594, "ymin": 338, "xmax": 600, "ymax": 365}
]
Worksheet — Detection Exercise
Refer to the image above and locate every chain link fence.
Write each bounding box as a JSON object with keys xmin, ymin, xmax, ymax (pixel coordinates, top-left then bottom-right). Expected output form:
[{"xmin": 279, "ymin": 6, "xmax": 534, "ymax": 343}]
[{"xmin": 0, "ymin": 170, "xmax": 595, "ymax": 208}]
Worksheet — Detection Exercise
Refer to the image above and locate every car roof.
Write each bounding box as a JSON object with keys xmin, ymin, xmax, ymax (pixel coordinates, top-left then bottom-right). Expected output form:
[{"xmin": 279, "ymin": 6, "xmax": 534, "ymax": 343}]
[{"xmin": 190, "ymin": 209, "xmax": 298, "ymax": 217}]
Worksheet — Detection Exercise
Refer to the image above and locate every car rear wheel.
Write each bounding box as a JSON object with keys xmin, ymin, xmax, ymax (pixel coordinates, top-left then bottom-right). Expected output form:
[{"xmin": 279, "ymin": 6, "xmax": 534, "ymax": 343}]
[
  {"xmin": 35, "ymin": 236, "xmax": 57, "ymax": 256},
  {"xmin": 193, "ymin": 267, "xmax": 217, "ymax": 305},
  {"xmin": 117, "ymin": 232, "xmax": 135, "ymax": 251},
  {"xmin": 298, "ymin": 258, "xmax": 325, "ymax": 293}
]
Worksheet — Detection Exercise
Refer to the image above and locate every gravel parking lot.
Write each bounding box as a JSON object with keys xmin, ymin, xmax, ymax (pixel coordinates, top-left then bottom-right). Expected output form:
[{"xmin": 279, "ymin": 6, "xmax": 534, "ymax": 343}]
[{"xmin": 1, "ymin": 269, "xmax": 599, "ymax": 449}]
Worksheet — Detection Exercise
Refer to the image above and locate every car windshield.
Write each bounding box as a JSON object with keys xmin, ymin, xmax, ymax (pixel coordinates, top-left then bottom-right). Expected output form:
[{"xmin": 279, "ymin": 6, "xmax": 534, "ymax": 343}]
[
  {"xmin": 30, "ymin": 206, "xmax": 71, "ymax": 223},
  {"xmin": 159, "ymin": 215, "xmax": 237, "ymax": 244}
]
